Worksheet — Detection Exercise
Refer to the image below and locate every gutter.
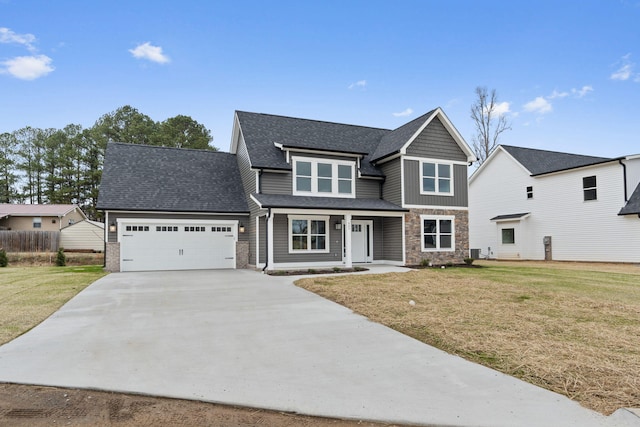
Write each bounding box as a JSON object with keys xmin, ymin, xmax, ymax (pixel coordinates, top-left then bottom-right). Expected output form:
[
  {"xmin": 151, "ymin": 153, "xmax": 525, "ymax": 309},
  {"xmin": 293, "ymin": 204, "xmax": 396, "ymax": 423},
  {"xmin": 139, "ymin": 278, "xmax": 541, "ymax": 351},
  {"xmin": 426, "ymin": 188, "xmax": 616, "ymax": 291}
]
[{"xmin": 619, "ymin": 159, "xmax": 628, "ymax": 202}]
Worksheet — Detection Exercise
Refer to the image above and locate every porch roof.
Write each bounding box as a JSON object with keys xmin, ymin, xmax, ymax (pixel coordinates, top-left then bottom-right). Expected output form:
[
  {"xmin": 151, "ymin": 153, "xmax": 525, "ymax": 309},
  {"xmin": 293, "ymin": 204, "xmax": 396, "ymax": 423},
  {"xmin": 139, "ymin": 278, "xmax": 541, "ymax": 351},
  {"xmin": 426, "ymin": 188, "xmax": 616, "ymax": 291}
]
[
  {"xmin": 619, "ymin": 182, "xmax": 640, "ymax": 215},
  {"xmin": 251, "ymin": 193, "xmax": 407, "ymax": 212},
  {"xmin": 490, "ymin": 212, "xmax": 531, "ymax": 222}
]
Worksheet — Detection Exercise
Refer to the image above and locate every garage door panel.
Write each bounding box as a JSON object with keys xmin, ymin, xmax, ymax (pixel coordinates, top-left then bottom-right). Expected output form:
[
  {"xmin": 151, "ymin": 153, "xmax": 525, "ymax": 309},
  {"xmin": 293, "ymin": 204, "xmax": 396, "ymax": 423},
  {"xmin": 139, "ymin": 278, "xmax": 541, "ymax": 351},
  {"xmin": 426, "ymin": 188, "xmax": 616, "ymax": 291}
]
[{"xmin": 119, "ymin": 221, "xmax": 237, "ymax": 272}]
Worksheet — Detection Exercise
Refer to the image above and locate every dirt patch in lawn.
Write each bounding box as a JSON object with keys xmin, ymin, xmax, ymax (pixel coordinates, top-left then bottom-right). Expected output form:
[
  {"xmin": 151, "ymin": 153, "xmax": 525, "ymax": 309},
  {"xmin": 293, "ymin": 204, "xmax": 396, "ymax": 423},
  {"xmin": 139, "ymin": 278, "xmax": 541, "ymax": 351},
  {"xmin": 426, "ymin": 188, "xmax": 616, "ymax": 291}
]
[
  {"xmin": 0, "ymin": 383, "xmax": 408, "ymax": 427},
  {"xmin": 295, "ymin": 261, "xmax": 640, "ymax": 415}
]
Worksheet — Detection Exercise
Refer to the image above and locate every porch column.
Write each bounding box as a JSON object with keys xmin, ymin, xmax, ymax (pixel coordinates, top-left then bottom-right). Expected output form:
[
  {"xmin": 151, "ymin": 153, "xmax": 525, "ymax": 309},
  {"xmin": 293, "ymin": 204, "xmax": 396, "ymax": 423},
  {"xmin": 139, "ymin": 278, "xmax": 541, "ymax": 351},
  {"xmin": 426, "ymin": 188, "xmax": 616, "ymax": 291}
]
[
  {"xmin": 267, "ymin": 210, "xmax": 274, "ymax": 269},
  {"xmin": 344, "ymin": 213, "xmax": 352, "ymax": 269}
]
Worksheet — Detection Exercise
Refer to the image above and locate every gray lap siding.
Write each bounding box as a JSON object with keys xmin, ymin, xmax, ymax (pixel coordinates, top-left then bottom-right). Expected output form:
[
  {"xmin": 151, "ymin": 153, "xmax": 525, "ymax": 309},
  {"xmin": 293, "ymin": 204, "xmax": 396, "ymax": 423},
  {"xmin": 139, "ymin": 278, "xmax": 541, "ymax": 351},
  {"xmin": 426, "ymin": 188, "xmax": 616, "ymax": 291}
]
[{"xmin": 272, "ymin": 214, "xmax": 343, "ymax": 264}]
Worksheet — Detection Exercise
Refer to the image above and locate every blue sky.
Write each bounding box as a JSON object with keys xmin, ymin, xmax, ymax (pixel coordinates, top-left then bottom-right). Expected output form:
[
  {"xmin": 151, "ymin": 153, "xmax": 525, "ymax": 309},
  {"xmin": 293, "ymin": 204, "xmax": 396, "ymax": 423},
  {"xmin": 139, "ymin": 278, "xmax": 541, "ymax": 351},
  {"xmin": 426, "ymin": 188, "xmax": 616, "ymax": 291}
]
[{"xmin": 1, "ymin": 0, "xmax": 639, "ymax": 158}]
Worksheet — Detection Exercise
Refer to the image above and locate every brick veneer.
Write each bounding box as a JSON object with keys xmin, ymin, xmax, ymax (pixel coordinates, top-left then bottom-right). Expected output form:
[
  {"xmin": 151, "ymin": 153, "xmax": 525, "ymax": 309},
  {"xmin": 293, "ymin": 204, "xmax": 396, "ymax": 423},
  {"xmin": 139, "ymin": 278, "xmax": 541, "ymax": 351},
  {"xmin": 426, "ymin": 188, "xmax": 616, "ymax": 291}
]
[
  {"xmin": 404, "ymin": 208, "xmax": 469, "ymax": 266},
  {"xmin": 105, "ymin": 242, "xmax": 120, "ymax": 272}
]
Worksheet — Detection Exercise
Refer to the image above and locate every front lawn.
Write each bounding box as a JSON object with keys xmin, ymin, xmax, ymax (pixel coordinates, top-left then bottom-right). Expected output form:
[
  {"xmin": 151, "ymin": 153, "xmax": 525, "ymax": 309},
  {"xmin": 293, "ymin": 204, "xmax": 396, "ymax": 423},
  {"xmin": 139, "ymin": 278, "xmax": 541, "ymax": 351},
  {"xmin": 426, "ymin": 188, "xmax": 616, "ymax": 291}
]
[
  {"xmin": 295, "ymin": 261, "xmax": 640, "ymax": 415},
  {"xmin": 0, "ymin": 266, "xmax": 108, "ymax": 345}
]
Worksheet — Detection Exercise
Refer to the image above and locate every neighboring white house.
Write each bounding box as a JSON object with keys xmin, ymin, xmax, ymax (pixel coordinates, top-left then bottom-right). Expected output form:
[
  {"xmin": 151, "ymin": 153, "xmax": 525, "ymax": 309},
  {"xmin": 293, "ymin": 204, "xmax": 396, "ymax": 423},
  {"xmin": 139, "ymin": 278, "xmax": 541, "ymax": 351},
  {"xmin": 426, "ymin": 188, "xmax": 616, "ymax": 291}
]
[
  {"xmin": 60, "ymin": 220, "xmax": 105, "ymax": 252},
  {"xmin": 469, "ymin": 145, "xmax": 640, "ymax": 263}
]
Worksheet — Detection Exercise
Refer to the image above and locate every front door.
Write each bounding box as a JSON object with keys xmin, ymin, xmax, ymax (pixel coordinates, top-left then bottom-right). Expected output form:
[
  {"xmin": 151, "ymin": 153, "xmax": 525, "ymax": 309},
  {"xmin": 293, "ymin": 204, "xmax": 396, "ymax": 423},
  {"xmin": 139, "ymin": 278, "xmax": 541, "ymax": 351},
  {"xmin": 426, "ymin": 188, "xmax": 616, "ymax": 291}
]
[{"xmin": 349, "ymin": 220, "xmax": 373, "ymax": 263}]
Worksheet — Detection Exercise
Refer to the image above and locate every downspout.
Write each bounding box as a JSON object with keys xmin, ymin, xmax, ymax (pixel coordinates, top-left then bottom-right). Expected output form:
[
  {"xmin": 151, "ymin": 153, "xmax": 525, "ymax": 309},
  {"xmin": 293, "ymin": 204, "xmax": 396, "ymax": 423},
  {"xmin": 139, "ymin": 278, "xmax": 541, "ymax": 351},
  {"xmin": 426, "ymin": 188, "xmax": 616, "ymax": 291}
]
[
  {"xmin": 619, "ymin": 159, "xmax": 628, "ymax": 202},
  {"xmin": 262, "ymin": 207, "xmax": 271, "ymax": 272}
]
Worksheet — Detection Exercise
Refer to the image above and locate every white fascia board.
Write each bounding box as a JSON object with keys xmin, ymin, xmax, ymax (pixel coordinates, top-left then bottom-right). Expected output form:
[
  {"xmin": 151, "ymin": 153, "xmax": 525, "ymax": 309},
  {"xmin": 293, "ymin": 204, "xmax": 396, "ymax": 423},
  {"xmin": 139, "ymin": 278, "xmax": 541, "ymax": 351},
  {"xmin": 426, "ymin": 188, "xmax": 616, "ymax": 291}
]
[
  {"xmin": 403, "ymin": 155, "xmax": 469, "ymax": 166},
  {"xmin": 230, "ymin": 112, "xmax": 241, "ymax": 154},
  {"xmin": 249, "ymin": 194, "xmax": 264, "ymax": 209},
  {"xmin": 105, "ymin": 209, "xmax": 250, "ymax": 216},
  {"xmin": 402, "ymin": 204, "xmax": 469, "ymax": 211},
  {"xmin": 373, "ymin": 152, "xmax": 402, "ymax": 166},
  {"xmin": 399, "ymin": 108, "xmax": 477, "ymax": 163},
  {"xmin": 269, "ymin": 208, "xmax": 405, "ymax": 217}
]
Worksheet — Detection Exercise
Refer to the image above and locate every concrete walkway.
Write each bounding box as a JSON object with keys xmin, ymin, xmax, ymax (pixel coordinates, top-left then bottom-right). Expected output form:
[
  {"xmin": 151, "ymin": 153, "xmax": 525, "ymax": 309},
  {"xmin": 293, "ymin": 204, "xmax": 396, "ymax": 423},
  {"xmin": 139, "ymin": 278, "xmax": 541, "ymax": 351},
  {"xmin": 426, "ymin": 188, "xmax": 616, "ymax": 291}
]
[{"xmin": 0, "ymin": 268, "xmax": 632, "ymax": 426}]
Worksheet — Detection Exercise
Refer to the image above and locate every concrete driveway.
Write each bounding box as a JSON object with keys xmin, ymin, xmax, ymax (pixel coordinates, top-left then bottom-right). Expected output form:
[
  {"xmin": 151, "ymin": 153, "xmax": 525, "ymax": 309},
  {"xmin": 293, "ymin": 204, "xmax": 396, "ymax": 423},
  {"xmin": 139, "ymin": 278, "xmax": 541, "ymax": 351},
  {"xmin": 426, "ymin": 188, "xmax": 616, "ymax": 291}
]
[{"xmin": 0, "ymin": 269, "xmax": 629, "ymax": 427}]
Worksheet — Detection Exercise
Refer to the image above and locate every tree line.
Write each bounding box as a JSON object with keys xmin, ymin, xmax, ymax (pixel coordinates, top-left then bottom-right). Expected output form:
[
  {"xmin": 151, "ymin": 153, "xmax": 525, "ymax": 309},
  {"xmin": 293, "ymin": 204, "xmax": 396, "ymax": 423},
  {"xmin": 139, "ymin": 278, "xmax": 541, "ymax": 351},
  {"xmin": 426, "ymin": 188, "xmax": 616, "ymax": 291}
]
[{"xmin": 0, "ymin": 106, "xmax": 216, "ymax": 220}]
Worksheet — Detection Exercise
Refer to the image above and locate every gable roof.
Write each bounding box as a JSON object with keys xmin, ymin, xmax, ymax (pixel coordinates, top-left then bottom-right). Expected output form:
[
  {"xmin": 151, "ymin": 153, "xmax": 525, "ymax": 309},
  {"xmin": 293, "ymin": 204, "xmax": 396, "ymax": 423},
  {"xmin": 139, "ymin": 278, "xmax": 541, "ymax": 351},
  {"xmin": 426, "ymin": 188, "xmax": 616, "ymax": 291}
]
[
  {"xmin": 235, "ymin": 111, "xmax": 388, "ymax": 176},
  {"xmin": 97, "ymin": 143, "xmax": 249, "ymax": 213},
  {"xmin": 500, "ymin": 145, "xmax": 612, "ymax": 176},
  {"xmin": 234, "ymin": 108, "xmax": 474, "ymax": 177},
  {"xmin": 0, "ymin": 204, "xmax": 82, "ymax": 219},
  {"xmin": 619, "ymin": 182, "xmax": 640, "ymax": 215}
]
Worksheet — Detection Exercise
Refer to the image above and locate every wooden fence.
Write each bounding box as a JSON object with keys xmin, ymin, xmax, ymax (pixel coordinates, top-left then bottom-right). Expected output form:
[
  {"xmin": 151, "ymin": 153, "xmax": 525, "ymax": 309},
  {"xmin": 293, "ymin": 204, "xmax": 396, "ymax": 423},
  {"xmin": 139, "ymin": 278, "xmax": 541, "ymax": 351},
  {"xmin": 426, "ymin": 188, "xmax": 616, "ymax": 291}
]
[{"xmin": 0, "ymin": 231, "xmax": 60, "ymax": 252}]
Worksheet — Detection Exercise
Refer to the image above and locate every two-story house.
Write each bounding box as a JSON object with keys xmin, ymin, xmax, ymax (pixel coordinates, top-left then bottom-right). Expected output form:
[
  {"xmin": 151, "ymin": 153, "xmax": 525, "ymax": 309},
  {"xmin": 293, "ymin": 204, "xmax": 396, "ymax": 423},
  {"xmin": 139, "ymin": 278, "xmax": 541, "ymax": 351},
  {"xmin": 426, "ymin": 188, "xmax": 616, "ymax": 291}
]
[
  {"xmin": 469, "ymin": 145, "xmax": 640, "ymax": 262},
  {"xmin": 97, "ymin": 108, "xmax": 476, "ymax": 272}
]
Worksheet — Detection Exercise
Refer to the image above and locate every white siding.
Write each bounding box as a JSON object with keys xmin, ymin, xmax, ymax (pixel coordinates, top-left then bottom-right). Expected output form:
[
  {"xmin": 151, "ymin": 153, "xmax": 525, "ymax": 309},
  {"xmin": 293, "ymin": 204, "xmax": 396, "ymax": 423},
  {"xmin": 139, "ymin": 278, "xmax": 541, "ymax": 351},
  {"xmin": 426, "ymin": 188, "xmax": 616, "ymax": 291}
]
[{"xmin": 469, "ymin": 149, "xmax": 640, "ymax": 263}]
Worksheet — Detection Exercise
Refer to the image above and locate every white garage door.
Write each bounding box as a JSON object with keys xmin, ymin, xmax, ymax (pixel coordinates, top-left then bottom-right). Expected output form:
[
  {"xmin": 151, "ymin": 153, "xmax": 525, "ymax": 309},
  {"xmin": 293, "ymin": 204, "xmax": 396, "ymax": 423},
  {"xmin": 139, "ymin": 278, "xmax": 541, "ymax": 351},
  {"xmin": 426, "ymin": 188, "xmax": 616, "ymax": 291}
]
[{"xmin": 119, "ymin": 220, "xmax": 237, "ymax": 272}]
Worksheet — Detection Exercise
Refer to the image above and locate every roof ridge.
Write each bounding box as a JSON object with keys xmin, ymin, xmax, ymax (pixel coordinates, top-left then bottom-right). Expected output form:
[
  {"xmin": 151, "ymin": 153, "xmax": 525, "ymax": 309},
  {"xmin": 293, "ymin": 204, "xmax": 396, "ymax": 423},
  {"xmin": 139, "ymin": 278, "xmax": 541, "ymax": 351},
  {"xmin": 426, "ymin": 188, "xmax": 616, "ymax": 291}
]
[
  {"xmin": 235, "ymin": 110, "xmax": 392, "ymax": 132},
  {"xmin": 501, "ymin": 144, "xmax": 611, "ymax": 160},
  {"xmin": 108, "ymin": 141, "xmax": 229, "ymax": 155}
]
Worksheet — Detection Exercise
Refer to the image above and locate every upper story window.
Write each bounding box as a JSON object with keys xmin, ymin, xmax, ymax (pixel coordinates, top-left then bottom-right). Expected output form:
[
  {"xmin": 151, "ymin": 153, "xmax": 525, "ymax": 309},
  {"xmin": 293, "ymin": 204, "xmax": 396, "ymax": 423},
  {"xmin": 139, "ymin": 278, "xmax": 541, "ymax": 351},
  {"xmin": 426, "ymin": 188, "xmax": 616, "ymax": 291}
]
[
  {"xmin": 420, "ymin": 161, "xmax": 453, "ymax": 195},
  {"xmin": 583, "ymin": 176, "xmax": 597, "ymax": 201},
  {"xmin": 526, "ymin": 186, "xmax": 533, "ymax": 199},
  {"xmin": 293, "ymin": 156, "xmax": 355, "ymax": 198}
]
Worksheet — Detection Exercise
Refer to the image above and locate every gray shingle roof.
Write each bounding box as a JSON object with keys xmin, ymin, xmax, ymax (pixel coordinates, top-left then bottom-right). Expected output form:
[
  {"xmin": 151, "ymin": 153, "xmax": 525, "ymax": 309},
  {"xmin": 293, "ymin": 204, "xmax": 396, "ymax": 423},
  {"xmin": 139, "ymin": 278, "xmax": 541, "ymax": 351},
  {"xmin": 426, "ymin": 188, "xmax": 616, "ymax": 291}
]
[
  {"xmin": 501, "ymin": 145, "xmax": 612, "ymax": 175},
  {"xmin": 236, "ymin": 111, "xmax": 391, "ymax": 177},
  {"xmin": 370, "ymin": 109, "xmax": 436, "ymax": 162},
  {"xmin": 252, "ymin": 193, "xmax": 407, "ymax": 212},
  {"xmin": 97, "ymin": 143, "xmax": 249, "ymax": 213},
  {"xmin": 490, "ymin": 213, "xmax": 531, "ymax": 221},
  {"xmin": 619, "ymin": 182, "xmax": 640, "ymax": 215}
]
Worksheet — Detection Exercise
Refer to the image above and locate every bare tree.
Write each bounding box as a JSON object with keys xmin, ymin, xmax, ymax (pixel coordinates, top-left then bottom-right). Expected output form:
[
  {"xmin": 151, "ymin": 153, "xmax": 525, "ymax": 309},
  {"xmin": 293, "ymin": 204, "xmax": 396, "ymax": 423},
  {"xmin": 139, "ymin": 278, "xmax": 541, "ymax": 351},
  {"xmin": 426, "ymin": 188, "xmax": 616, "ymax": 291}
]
[{"xmin": 470, "ymin": 87, "xmax": 511, "ymax": 165}]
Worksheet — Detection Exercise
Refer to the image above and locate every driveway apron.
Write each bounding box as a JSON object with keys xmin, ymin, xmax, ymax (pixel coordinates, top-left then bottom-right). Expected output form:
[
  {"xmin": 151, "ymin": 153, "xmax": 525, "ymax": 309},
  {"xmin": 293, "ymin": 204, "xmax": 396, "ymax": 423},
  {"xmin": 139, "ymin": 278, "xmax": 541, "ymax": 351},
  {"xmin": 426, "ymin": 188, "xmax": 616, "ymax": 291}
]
[{"xmin": 0, "ymin": 269, "xmax": 620, "ymax": 427}]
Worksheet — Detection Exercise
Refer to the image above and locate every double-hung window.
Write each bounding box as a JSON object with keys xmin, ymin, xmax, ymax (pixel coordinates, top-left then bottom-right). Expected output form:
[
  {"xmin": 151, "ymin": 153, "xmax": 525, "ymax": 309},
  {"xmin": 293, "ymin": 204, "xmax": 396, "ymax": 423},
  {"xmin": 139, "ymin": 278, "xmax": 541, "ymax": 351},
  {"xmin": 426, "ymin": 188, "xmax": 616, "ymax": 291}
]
[
  {"xmin": 293, "ymin": 157, "xmax": 355, "ymax": 197},
  {"xmin": 33, "ymin": 217, "xmax": 42, "ymax": 229},
  {"xmin": 583, "ymin": 176, "xmax": 597, "ymax": 201},
  {"xmin": 289, "ymin": 216, "xmax": 329, "ymax": 253},
  {"xmin": 421, "ymin": 215, "xmax": 455, "ymax": 251},
  {"xmin": 421, "ymin": 161, "xmax": 453, "ymax": 195}
]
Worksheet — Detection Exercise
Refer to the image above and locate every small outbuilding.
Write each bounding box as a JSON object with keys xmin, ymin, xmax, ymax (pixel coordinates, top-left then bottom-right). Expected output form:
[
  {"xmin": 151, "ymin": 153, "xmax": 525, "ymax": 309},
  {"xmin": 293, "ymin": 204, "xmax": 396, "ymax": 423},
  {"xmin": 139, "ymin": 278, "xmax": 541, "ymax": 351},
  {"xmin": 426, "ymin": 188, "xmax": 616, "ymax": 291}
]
[{"xmin": 60, "ymin": 220, "xmax": 105, "ymax": 252}]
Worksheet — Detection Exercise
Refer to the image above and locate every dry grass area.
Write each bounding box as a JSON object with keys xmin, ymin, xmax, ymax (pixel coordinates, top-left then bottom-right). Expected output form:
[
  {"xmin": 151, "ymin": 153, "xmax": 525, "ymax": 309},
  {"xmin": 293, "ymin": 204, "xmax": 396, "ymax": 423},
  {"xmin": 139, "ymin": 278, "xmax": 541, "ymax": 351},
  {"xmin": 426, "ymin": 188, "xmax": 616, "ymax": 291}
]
[
  {"xmin": 5, "ymin": 251, "xmax": 104, "ymax": 267},
  {"xmin": 295, "ymin": 260, "xmax": 640, "ymax": 415},
  {"xmin": 0, "ymin": 266, "xmax": 107, "ymax": 344}
]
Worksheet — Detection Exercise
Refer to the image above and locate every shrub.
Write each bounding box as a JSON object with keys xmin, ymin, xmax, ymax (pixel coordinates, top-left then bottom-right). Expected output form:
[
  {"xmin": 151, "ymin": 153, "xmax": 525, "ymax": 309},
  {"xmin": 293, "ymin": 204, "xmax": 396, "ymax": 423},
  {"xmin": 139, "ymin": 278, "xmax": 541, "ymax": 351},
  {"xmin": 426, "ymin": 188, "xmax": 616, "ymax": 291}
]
[
  {"xmin": 445, "ymin": 261, "xmax": 454, "ymax": 267},
  {"xmin": 307, "ymin": 269, "xmax": 317, "ymax": 274},
  {"xmin": 0, "ymin": 249, "xmax": 7, "ymax": 267},
  {"xmin": 55, "ymin": 248, "xmax": 66, "ymax": 267},
  {"xmin": 333, "ymin": 267, "xmax": 342, "ymax": 272},
  {"xmin": 464, "ymin": 257, "xmax": 474, "ymax": 265},
  {"xmin": 420, "ymin": 258, "xmax": 431, "ymax": 267}
]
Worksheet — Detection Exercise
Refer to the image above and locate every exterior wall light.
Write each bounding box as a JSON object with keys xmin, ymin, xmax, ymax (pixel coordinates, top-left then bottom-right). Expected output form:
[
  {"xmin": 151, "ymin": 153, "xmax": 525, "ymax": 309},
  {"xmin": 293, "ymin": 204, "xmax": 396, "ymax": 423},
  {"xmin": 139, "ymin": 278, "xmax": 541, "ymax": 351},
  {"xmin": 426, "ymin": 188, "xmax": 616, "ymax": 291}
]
[
  {"xmin": 239, "ymin": 223, "xmax": 245, "ymax": 233},
  {"xmin": 109, "ymin": 222, "xmax": 117, "ymax": 233}
]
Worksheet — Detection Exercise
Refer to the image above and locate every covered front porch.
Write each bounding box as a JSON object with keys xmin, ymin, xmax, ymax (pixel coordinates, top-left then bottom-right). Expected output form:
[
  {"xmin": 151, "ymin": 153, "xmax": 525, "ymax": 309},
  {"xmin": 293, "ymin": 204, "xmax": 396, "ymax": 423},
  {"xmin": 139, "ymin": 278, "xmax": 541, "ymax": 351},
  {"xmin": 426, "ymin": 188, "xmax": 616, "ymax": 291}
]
[{"xmin": 251, "ymin": 194, "xmax": 407, "ymax": 271}]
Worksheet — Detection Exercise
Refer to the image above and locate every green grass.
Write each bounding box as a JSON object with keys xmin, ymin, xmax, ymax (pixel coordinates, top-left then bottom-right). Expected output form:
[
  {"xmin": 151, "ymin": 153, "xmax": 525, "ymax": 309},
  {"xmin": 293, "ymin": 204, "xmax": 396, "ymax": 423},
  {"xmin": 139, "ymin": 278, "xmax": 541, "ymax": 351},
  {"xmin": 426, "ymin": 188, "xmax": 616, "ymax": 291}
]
[
  {"xmin": 0, "ymin": 266, "xmax": 108, "ymax": 345},
  {"xmin": 295, "ymin": 261, "xmax": 640, "ymax": 414}
]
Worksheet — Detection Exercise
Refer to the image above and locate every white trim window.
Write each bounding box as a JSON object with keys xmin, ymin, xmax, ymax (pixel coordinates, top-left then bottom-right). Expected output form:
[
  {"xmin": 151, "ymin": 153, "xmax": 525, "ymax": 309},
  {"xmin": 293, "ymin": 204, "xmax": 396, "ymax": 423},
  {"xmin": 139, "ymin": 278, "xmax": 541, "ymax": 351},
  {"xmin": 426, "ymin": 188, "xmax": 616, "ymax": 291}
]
[
  {"xmin": 288, "ymin": 215, "xmax": 330, "ymax": 253},
  {"xmin": 420, "ymin": 160, "xmax": 453, "ymax": 195},
  {"xmin": 583, "ymin": 175, "xmax": 597, "ymax": 201},
  {"xmin": 293, "ymin": 156, "xmax": 355, "ymax": 198},
  {"xmin": 33, "ymin": 217, "xmax": 42, "ymax": 229},
  {"xmin": 420, "ymin": 215, "xmax": 455, "ymax": 251}
]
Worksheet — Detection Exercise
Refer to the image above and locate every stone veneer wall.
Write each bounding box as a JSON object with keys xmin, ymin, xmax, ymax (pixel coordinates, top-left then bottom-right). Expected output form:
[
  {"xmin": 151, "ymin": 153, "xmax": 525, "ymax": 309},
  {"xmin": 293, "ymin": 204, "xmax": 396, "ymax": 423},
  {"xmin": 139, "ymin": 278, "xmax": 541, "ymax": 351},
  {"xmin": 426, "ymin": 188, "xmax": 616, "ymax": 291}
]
[
  {"xmin": 404, "ymin": 208, "xmax": 469, "ymax": 266},
  {"xmin": 236, "ymin": 240, "xmax": 249, "ymax": 269},
  {"xmin": 105, "ymin": 242, "xmax": 120, "ymax": 272}
]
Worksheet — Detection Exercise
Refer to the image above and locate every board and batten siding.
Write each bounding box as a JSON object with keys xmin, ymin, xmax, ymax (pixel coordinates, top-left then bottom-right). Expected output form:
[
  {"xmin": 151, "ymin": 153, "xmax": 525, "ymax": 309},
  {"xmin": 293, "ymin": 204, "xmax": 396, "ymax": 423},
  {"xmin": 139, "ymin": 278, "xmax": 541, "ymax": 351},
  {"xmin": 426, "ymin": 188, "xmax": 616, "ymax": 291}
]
[
  {"xmin": 380, "ymin": 160, "xmax": 402, "ymax": 206},
  {"xmin": 404, "ymin": 160, "xmax": 468, "ymax": 207},
  {"xmin": 469, "ymin": 149, "xmax": 640, "ymax": 262},
  {"xmin": 382, "ymin": 217, "xmax": 403, "ymax": 261},
  {"xmin": 405, "ymin": 117, "xmax": 467, "ymax": 162},
  {"xmin": 272, "ymin": 214, "xmax": 343, "ymax": 263}
]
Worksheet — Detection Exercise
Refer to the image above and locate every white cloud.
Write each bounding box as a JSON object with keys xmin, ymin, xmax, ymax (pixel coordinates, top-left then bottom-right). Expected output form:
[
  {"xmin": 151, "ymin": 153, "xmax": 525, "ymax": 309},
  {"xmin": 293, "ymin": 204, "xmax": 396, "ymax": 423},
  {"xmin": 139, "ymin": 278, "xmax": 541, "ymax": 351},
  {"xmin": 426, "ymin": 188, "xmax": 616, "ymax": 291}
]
[
  {"xmin": 129, "ymin": 42, "xmax": 170, "ymax": 64},
  {"xmin": 611, "ymin": 54, "xmax": 634, "ymax": 80},
  {"xmin": 490, "ymin": 101, "xmax": 511, "ymax": 116},
  {"xmin": 0, "ymin": 55, "xmax": 54, "ymax": 80},
  {"xmin": 392, "ymin": 108, "xmax": 413, "ymax": 117},
  {"xmin": 348, "ymin": 80, "xmax": 366, "ymax": 89},
  {"xmin": 0, "ymin": 27, "xmax": 37, "ymax": 51},
  {"xmin": 549, "ymin": 89, "xmax": 569, "ymax": 99},
  {"xmin": 573, "ymin": 85, "xmax": 593, "ymax": 97},
  {"xmin": 523, "ymin": 97, "xmax": 552, "ymax": 114}
]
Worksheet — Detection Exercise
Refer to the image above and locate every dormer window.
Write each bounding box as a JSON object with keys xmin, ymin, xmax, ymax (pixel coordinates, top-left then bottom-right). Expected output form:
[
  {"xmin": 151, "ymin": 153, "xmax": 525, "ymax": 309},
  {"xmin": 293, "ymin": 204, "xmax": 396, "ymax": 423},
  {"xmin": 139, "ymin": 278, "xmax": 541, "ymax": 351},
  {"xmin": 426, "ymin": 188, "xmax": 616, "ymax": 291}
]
[{"xmin": 293, "ymin": 156, "xmax": 355, "ymax": 198}]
